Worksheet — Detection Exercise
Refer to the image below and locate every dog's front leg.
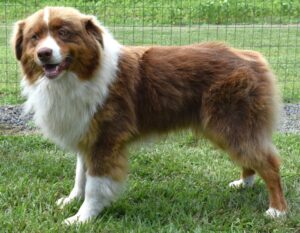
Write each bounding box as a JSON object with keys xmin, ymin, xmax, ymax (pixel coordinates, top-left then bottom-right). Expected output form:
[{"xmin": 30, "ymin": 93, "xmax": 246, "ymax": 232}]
[
  {"xmin": 63, "ymin": 136, "xmax": 128, "ymax": 225},
  {"xmin": 63, "ymin": 174, "xmax": 124, "ymax": 225},
  {"xmin": 56, "ymin": 153, "xmax": 86, "ymax": 209}
]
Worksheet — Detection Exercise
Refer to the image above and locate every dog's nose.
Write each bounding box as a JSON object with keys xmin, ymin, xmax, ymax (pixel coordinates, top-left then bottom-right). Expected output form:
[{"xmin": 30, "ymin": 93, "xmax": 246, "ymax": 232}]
[{"xmin": 37, "ymin": 47, "xmax": 53, "ymax": 62}]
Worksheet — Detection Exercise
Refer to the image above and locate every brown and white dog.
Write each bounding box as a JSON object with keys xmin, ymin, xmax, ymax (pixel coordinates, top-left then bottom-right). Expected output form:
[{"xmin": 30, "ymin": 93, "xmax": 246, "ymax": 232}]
[{"xmin": 12, "ymin": 7, "xmax": 287, "ymax": 224}]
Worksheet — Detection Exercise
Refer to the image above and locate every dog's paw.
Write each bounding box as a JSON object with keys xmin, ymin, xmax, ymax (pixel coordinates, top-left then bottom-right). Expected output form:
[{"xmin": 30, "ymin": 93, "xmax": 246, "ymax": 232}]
[
  {"xmin": 229, "ymin": 176, "xmax": 255, "ymax": 189},
  {"xmin": 229, "ymin": 179, "xmax": 245, "ymax": 188},
  {"xmin": 56, "ymin": 189, "xmax": 83, "ymax": 209},
  {"xmin": 63, "ymin": 214, "xmax": 91, "ymax": 225},
  {"xmin": 265, "ymin": 208, "xmax": 286, "ymax": 218},
  {"xmin": 63, "ymin": 215, "xmax": 79, "ymax": 225},
  {"xmin": 56, "ymin": 196, "xmax": 74, "ymax": 209},
  {"xmin": 63, "ymin": 211, "xmax": 98, "ymax": 225}
]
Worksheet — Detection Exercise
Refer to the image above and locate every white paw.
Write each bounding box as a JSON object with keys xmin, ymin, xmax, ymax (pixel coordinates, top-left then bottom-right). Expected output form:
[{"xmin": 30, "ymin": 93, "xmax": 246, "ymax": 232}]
[
  {"xmin": 64, "ymin": 215, "xmax": 81, "ymax": 225},
  {"xmin": 56, "ymin": 196, "xmax": 74, "ymax": 209},
  {"xmin": 229, "ymin": 176, "xmax": 255, "ymax": 189},
  {"xmin": 63, "ymin": 213, "xmax": 93, "ymax": 225},
  {"xmin": 56, "ymin": 190, "xmax": 83, "ymax": 209},
  {"xmin": 229, "ymin": 179, "xmax": 245, "ymax": 188},
  {"xmin": 265, "ymin": 208, "xmax": 286, "ymax": 218},
  {"xmin": 63, "ymin": 208, "xmax": 100, "ymax": 225}
]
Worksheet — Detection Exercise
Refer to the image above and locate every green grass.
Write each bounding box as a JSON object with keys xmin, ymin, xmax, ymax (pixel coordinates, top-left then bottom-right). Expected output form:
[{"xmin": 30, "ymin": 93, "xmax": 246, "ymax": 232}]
[{"xmin": 0, "ymin": 132, "xmax": 299, "ymax": 232}]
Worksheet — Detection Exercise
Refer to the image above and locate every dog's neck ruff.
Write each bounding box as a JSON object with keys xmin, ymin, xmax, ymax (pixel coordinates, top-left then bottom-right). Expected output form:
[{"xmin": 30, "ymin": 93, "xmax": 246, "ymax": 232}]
[{"xmin": 22, "ymin": 29, "xmax": 122, "ymax": 151}]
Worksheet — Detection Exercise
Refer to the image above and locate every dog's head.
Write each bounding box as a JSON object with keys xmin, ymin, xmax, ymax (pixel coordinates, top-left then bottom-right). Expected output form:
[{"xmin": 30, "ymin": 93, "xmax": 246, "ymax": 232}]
[{"xmin": 12, "ymin": 7, "xmax": 104, "ymax": 82}]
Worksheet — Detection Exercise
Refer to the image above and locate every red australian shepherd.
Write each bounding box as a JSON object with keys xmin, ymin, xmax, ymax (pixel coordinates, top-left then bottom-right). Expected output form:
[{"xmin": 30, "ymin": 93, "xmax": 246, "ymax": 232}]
[{"xmin": 12, "ymin": 7, "xmax": 287, "ymax": 224}]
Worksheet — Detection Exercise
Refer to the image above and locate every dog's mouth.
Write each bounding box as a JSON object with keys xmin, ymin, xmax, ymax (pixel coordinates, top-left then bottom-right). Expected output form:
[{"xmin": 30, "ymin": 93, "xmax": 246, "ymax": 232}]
[{"xmin": 42, "ymin": 57, "xmax": 72, "ymax": 79}]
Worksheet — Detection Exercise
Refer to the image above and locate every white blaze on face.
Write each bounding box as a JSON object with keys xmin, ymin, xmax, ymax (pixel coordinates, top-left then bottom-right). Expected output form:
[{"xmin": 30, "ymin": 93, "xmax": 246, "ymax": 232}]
[
  {"xmin": 37, "ymin": 36, "xmax": 62, "ymax": 64},
  {"xmin": 43, "ymin": 7, "xmax": 49, "ymax": 25},
  {"xmin": 37, "ymin": 7, "xmax": 62, "ymax": 65}
]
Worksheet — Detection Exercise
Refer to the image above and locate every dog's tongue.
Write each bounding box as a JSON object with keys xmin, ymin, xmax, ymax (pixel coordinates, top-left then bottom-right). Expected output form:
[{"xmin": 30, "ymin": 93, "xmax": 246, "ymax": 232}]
[{"xmin": 43, "ymin": 64, "xmax": 60, "ymax": 79}]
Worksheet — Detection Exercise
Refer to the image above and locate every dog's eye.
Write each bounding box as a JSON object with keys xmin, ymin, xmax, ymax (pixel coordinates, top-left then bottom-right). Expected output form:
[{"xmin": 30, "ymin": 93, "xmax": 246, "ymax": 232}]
[
  {"xmin": 31, "ymin": 34, "xmax": 39, "ymax": 41},
  {"xmin": 58, "ymin": 28, "xmax": 70, "ymax": 39}
]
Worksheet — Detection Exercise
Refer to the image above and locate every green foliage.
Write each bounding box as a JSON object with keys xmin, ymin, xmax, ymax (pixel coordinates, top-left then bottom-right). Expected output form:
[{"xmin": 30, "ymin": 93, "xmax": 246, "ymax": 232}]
[
  {"xmin": 1, "ymin": 0, "xmax": 300, "ymax": 25},
  {"xmin": 0, "ymin": 133, "xmax": 300, "ymax": 232}
]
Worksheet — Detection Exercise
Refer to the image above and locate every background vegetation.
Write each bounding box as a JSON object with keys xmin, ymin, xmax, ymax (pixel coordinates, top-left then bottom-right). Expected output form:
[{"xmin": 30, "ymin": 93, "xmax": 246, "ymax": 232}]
[
  {"xmin": 1, "ymin": 0, "xmax": 300, "ymax": 25},
  {"xmin": 0, "ymin": 0, "xmax": 299, "ymax": 104}
]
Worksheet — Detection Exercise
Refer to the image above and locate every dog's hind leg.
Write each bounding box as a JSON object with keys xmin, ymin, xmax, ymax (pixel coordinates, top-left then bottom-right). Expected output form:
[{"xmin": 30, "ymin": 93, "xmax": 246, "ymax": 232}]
[
  {"xmin": 252, "ymin": 148, "xmax": 287, "ymax": 218},
  {"xmin": 228, "ymin": 143, "xmax": 287, "ymax": 218},
  {"xmin": 201, "ymin": 63, "xmax": 287, "ymax": 217},
  {"xmin": 229, "ymin": 167, "xmax": 255, "ymax": 188},
  {"xmin": 56, "ymin": 153, "xmax": 86, "ymax": 209}
]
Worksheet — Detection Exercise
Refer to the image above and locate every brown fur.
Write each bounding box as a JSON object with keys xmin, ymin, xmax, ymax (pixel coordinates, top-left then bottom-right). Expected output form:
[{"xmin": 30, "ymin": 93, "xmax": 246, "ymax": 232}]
[
  {"xmin": 14, "ymin": 7, "xmax": 287, "ymax": 213},
  {"xmin": 79, "ymin": 43, "xmax": 286, "ymax": 211}
]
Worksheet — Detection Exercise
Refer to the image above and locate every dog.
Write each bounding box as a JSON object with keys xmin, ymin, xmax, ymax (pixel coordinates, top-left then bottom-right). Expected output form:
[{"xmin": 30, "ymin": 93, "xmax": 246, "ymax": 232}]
[{"xmin": 12, "ymin": 7, "xmax": 287, "ymax": 224}]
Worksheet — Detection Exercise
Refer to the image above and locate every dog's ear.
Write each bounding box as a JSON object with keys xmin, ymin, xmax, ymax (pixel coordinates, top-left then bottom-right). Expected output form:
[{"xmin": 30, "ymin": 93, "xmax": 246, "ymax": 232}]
[
  {"xmin": 11, "ymin": 20, "xmax": 25, "ymax": 61},
  {"xmin": 83, "ymin": 16, "xmax": 104, "ymax": 48}
]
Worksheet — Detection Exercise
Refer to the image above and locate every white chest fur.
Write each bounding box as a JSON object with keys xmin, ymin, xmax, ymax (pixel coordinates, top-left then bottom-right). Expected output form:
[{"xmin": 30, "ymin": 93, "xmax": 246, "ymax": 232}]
[{"xmin": 22, "ymin": 73, "xmax": 104, "ymax": 150}]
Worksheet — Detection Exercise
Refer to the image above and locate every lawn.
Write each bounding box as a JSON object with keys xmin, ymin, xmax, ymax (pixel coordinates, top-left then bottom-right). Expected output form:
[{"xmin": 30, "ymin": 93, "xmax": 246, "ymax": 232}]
[{"xmin": 0, "ymin": 132, "xmax": 299, "ymax": 232}]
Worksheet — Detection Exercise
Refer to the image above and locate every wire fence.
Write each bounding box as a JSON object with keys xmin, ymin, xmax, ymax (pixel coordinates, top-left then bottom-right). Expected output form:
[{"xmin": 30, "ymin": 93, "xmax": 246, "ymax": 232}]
[{"xmin": 0, "ymin": 0, "xmax": 299, "ymax": 105}]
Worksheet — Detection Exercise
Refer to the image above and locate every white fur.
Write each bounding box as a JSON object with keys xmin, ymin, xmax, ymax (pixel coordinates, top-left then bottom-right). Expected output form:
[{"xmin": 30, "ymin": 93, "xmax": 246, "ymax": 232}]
[
  {"xmin": 56, "ymin": 154, "xmax": 86, "ymax": 208},
  {"xmin": 36, "ymin": 35, "xmax": 62, "ymax": 65},
  {"xmin": 229, "ymin": 175, "xmax": 255, "ymax": 188},
  {"xmin": 43, "ymin": 7, "xmax": 49, "ymax": 25},
  {"xmin": 64, "ymin": 175, "xmax": 124, "ymax": 225},
  {"xmin": 265, "ymin": 207, "xmax": 286, "ymax": 218},
  {"xmin": 22, "ymin": 24, "xmax": 122, "ymax": 151}
]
